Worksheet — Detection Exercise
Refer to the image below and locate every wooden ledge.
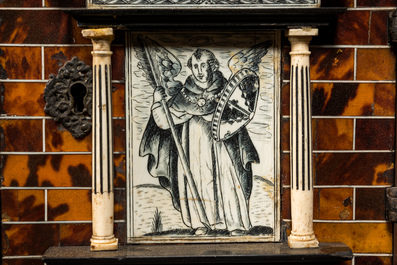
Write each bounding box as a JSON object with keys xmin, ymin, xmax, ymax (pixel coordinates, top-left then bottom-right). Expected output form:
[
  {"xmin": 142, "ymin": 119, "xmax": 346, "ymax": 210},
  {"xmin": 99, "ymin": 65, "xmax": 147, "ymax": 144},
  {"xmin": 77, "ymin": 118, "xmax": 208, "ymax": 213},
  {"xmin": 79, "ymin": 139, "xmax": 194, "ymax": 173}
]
[{"xmin": 43, "ymin": 243, "xmax": 353, "ymax": 264}]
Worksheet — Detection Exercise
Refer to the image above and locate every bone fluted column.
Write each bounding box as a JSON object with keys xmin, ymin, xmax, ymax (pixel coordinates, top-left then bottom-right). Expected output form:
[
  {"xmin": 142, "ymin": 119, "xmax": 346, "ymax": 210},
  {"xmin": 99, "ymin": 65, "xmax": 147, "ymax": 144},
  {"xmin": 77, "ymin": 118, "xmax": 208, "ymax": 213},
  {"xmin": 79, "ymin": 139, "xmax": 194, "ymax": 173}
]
[
  {"xmin": 82, "ymin": 28, "xmax": 118, "ymax": 251},
  {"xmin": 286, "ymin": 28, "xmax": 319, "ymax": 249}
]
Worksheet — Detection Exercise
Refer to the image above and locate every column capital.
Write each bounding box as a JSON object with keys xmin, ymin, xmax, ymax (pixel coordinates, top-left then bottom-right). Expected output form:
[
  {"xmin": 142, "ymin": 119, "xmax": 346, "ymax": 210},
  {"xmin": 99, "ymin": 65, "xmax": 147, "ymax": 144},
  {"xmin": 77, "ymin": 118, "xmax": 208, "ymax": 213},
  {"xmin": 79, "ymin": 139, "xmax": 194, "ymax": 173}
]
[
  {"xmin": 82, "ymin": 28, "xmax": 114, "ymax": 52},
  {"xmin": 285, "ymin": 27, "xmax": 319, "ymax": 38}
]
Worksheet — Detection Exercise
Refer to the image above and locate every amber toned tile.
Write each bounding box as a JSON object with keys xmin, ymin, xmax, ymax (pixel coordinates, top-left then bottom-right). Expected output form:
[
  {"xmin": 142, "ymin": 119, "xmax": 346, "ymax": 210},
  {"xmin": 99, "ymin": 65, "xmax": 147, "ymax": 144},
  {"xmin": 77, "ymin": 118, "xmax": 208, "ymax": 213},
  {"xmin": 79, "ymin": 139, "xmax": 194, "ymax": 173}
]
[
  {"xmin": 2, "ymin": 83, "xmax": 45, "ymax": 116},
  {"xmin": 313, "ymin": 188, "xmax": 320, "ymax": 220},
  {"xmin": 356, "ymin": 188, "xmax": 386, "ymax": 220},
  {"xmin": 48, "ymin": 189, "xmax": 91, "ymax": 221},
  {"xmin": 282, "ymin": 47, "xmax": 290, "ymax": 80},
  {"xmin": 0, "ymin": 47, "xmax": 41, "ymax": 79},
  {"xmin": 314, "ymin": 153, "xmax": 394, "ymax": 185},
  {"xmin": 45, "ymin": 119, "xmax": 92, "ymax": 152},
  {"xmin": 2, "ymin": 259, "xmax": 44, "ymax": 265},
  {"xmin": 334, "ymin": 11, "xmax": 370, "ymax": 45},
  {"xmin": 355, "ymin": 256, "xmax": 392, "ymax": 265},
  {"xmin": 1, "ymin": 120, "xmax": 42, "ymax": 152},
  {"xmin": 281, "ymin": 153, "xmax": 290, "ymax": 186},
  {"xmin": 3, "ymin": 224, "xmax": 59, "ymax": 255},
  {"xmin": 317, "ymin": 188, "xmax": 353, "ymax": 220},
  {"xmin": 115, "ymin": 189, "xmax": 126, "ymax": 221},
  {"xmin": 374, "ymin": 84, "xmax": 396, "ymax": 116},
  {"xmin": 281, "ymin": 82, "xmax": 289, "ymax": 116},
  {"xmin": 112, "ymin": 83, "xmax": 125, "ymax": 117},
  {"xmin": 313, "ymin": 119, "xmax": 354, "ymax": 150},
  {"xmin": 114, "ymin": 222, "xmax": 127, "ymax": 244},
  {"xmin": 60, "ymin": 223, "xmax": 91, "ymax": 246},
  {"xmin": 355, "ymin": 119, "xmax": 395, "ymax": 150},
  {"xmin": 114, "ymin": 154, "xmax": 126, "ymax": 188},
  {"xmin": 0, "ymin": 0, "xmax": 41, "ymax": 7},
  {"xmin": 281, "ymin": 118, "xmax": 290, "ymax": 151},
  {"xmin": 18, "ymin": 190, "xmax": 45, "ymax": 221},
  {"xmin": 2, "ymin": 190, "xmax": 18, "ymax": 221},
  {"xmin": 321, "ymin": 0, "xmax": 354, "ymax": 7},
  {"xmin": 45, "ymin": 0, "xmax": 85, "ymax": 7},
  {"xmin": 357, "ymin": 0, "xmax": 396, "ymax": 7},
  {"xmin": 112, "ymin": 46, "xmax": 125, "ymax": 81},
  {"xmin": 310, "ymin": 48, "xmax": 354, "ymax": 80},
  {"xmin": 0, "ymin": 11, "xmax": 90, "ymax": 44},
  {"xmin": 314, "ymin": 222, "xmax": 392, "ymax": 253},
  {"xmin": 357, "ymin": 48, "xmax": 396, "ymax": 81},
  {"xmin": 312, "ymin": 83, "xmax": 376, "ymax": 116},
  {"xmin": 113, "ymin": 119, "xmax": 126, "ymax": 152},
  {"xmin": 369, "ymin": 12, "xmax": 389, "ymax": 45},
  {"xmin": 44, "ymin": 47, "xmax": 92, "ymax": 79},
  {"xmin": 1, "ymin": 155, "xmax": 91, "ymax": 187},
  {"xmin": 281, "ymin": 187, "xmax": 291, "ymax": 220}
]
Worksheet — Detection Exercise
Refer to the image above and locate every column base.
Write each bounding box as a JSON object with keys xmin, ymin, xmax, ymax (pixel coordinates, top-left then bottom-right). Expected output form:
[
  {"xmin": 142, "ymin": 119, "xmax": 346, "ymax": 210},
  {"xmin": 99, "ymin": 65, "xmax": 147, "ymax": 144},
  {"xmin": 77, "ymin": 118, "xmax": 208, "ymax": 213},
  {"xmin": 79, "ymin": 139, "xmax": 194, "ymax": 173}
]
[
  {"xmin": 288, "ymin": 233, "xmax": 319, "ymax": 249},
  {"xmin": 90, "ymin": 236, "xmax": 119, "ymax": 251}
]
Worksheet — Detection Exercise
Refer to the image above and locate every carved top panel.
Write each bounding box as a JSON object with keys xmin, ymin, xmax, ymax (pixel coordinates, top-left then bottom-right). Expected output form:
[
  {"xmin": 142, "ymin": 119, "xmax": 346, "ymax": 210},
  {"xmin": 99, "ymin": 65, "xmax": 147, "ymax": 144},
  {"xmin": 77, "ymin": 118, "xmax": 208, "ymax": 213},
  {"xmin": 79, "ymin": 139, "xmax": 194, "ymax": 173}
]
[{"xmin": 87, "ymin": 0, "xmax": 321, "ymax": 8}]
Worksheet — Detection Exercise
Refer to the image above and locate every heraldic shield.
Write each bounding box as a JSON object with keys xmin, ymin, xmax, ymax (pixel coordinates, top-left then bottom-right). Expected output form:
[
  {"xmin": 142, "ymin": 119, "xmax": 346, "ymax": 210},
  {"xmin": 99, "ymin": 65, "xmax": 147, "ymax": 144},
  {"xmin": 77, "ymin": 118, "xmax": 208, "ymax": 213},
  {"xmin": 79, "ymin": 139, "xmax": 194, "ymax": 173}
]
[{"xmin": 212, "ymin": 68, "xmax": 260, "ymax": 141}]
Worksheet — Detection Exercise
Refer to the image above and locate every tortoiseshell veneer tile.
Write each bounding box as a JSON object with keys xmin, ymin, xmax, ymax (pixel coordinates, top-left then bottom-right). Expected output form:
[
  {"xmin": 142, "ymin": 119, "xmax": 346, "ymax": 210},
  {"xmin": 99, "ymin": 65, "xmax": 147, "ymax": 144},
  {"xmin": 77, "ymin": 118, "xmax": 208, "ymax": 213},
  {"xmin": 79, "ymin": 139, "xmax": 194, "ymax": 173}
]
[
  {"xmin": 315, "ymin": 188, "xmax": 354, "ymax": 220},
  {"xmin": 115, "ymin": 189, "xmax": 126, "ymax": 221},
  {"xmin": 2, "ymin": 259, "xmax": 44, "ymax": 265},
  {"xmin": 355, "ymin": 256, "xmax": 392, "ymax": 265},
  {"xmin": 313, "ymin": 118, "xmax": 354, "ymax": 150},
  {"xmin": 2, "ymin": 224, "xmax": 59, "ymax": 255},
  {"xmin": 355, "ymin": 188, "xmax": 386, "ymax": 220},
  {"xmin": 18, "ymin": 190, "xmax": 45, "ymax": 221},
  {"xmin": 112, "ymin": 83, "xmax": 125, "ymax": 117},
  {"xmin": 1, "ymin": 120, "xmax": 42, "ymax": 152},
  {"xmin": 357, "ymin": 0, "xmax": 396, "ymax": 7},
  {"xmin": 0, "ymin": 11, "xmax": 90, "ymax": 44},
  {"xmin": 0, "ymin": 47, "xmax": 41, "ymax": 79},
  {"xmin": 314, "ymin": 222, "xmax": 392, "ymax": 253},
  {"xmin": 114, "ymin": 154, "xmax": 126, "ymax": 188},
  {"xmin": 357, "ymin": 48, "xmax": 396, "ymax": 81},
  {"xmin": 45, "ymin": 0, "xmax": 85, "ymax": 7},
  {"xmin": 281, "ymin": 187, "xmax": 291, "ymax": 220},
  {"xmin": 355, "ymin": 119, "xmax": 395, "ymax": 150},
  {"xmin": 113, "ymin": 119, "xmax": 126, "ymax": 153},
  {"xmin": 281, "ymin": 118, "xmax": 290, "ymax": 151},
  {"xmin": 45, "ymin": 119, "xmax": 92, "ymax": 152},
  {"xmin": 374, "ymin": 83, "xmax": 396, "ymax": 116},
  {"xmin": 334, "ymin": 11, "xmax": 370, "ymax": 45},
  {"xmin": 0, "ymin": 0, "xmax": 41, "ymax": 7},
  {"xmin": 281, "ymin": 82, "xmax": 290, "ymax": 116},
  {"xmin": 321, "ymin": 0, "xmax": 354, "ymax": 7},
  {"xmin": 281, "ymin": 153, "xmax": 290, "ymax": 186},
  {"xmin": 315, "ymin": 153, "xmax": 394, "ymax": 185},
  {"xmin": 60, "ymin": 223, "xmax": 91, "ymax": 246},
  {"xmin": 1, "ymin": 155, "xmax": 92, "ymax": 187},
  {"xmin": 2, "ymin": 83, "xmax": 45, "ymax": 116},
  {"xmin": 369, "ymin": 12, "xmax": 389, "ymax": 45},
  {"xmin": 310, "ymin": 48, "xmax": 354, "ymax": 80},
  {"xmin": 48, "ymin": 189, "xmax": 91, "ymax": 221},
  {"xmin": 1, "ymin": 190, "xmax": 18, "ymax": 221}
]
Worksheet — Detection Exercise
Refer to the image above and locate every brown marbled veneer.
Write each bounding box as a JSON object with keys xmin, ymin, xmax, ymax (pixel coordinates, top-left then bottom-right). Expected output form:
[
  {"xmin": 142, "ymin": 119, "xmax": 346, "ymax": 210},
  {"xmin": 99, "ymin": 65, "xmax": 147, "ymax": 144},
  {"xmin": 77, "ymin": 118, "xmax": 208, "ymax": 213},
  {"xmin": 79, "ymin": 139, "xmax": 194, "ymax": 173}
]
[
  {"xmin": 115, "ymin": 189, "xmax": 126, "ymax": 221},
  {"xmin": 2, "ymin": 83, "xmax": 46, "ymax": 116},
  {"xmin": 281, "ymin": 187, "xmax": 291, "ymax": 220},
  {"xmin": 0, "ymin": 47, "xmax": 41, "ymax": 80},
  {"xmin": 357, "ymin": 0, "xmax": 396, "ymax": 7},
  {"xmin": 355, "ymin": 188, "xmax": 386, "ymax": 220},
  {"xmin": 1, "ymin": 190, "xmax": 18, "ymax": 221},
  {"xmin": 369, "ymin": 12, "xmax": 389, "ymax": 46},
  {"xmin": 355, "ymin": 256, "xmax": 392, "ymax": 265},
  {"xmin": 1, "ymin": 120, "xmax": 42, "ymax": 152},
  {"xmin": 2, "ymin": 224, "xmax": 60, "ymax": 255},
  {"xmin": 0, "ymin": 0, "xmax": 42, "ymax": 7},
  {"xmin": 48, "ymin": 189, "xmax": 91, "ymax": 221},
  {"xmin": 310, "ymin": 48, "xmax": 354, "ymax": 80},
  {"xmin": 314, "ymin": 222, "xmax": 392, "ymax": 253},
  {"xmin": 114, "ymin": 154, "xmax": 126, "ymax": 188},
  {"xmin": 45, "ymin": 0, "xmax": 86, "ymax": 7},
  {"xmin": 334, "ymin": 11, "xmax": 370, "ymax": 45},
  {"xmin": 315, "ymin": 188, "xmax": 354, "ymax": 220},
  {"xmin": 113, "ymin": 119, "xmax": 126, "ymax": 153},
  {"xmin": 357, "ymin": 48, "xmax": 396, "ymax": 81},
  {"xmin": 321, "ymin": 0, "xmax": 354, "ymax": 7},
  {"xmin": 45, "ymin": 119, "xmax": 92, "ymax": 152},
  {"xmin": 3, "ymin": 259, "xmax": 44, "ymax": 265},
  {"xmin": 313, "ymin": 118, "xmax": 354, "ymax": 150},
  {"xmin": 17, "ymin": 190, "xmax": 45, "ymax": 221},
  {"xmin": 374, "ymin": 83, "xmax": 396, "ymax": 116},
  {"xmin": 112, "ymin": 83, "xmax": 125, "ymax": 117},
  {"xmin": 1, "ymin": 155, "xmax": 92, "ymax": 187},
  {"xmin": 355, "ymin": 119, "xmax": 395, "ymax": 150},
  {"xmin": 315, "ymin": 153, "xmax": 394, "ymax": 185},
  {"xmin": 60, "ymin": 223, "xmax": 91, "ymax": 246},
  {"xmin": 281, "ymin": 118, "xmax": 290, "ymax": 151},
  {"xmin": 281, "ymin": 153, "xmax": 290, "ymax": 186},
  {"xmin": 0, "ymin": 11, "xmax": 89, "ymax": 44}
]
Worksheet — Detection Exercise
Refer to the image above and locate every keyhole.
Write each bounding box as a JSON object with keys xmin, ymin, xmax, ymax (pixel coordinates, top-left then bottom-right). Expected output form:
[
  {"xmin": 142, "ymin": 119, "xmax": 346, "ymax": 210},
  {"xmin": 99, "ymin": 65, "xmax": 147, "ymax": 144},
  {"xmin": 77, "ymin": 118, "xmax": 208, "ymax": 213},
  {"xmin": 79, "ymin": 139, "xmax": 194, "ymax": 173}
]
[{"xmin": 70, "ymin": 83, "xmax": 87, "ymax": 113}]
